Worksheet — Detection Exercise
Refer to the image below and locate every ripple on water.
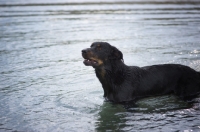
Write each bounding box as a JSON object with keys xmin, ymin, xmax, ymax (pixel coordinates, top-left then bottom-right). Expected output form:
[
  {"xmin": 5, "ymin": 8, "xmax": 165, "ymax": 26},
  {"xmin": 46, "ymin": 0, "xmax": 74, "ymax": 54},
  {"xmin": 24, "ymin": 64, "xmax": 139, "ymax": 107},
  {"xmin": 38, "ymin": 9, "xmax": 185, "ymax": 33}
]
[{"xmin": 0, "ymin": 0, "xmax": 200, "ymax": 131}]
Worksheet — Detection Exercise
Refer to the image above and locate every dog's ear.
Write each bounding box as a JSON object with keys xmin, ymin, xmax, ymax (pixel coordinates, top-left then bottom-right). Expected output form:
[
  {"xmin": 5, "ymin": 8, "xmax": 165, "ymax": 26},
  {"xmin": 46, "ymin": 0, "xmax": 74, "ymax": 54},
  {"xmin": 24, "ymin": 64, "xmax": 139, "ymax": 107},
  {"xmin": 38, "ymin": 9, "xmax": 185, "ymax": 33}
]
[{"xmin": 109, "ymin": 46, "xmax": 123, "ymax": 61}]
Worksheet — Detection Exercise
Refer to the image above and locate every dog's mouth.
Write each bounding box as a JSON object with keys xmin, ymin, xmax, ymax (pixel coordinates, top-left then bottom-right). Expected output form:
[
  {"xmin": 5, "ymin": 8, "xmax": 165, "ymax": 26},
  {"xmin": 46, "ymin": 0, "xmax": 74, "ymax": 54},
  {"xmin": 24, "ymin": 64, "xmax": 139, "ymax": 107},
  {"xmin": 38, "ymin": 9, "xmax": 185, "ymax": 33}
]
[{"xmin": 83, "ymin": 58, "xmax": 99, "ymax": 67}]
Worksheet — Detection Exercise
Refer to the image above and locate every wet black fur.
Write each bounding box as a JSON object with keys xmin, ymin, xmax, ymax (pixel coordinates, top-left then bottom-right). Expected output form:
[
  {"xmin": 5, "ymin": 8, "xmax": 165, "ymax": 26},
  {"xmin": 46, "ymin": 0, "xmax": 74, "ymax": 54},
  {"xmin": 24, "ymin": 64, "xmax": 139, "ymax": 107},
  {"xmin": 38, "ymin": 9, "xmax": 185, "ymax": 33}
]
[{"xmin": 82, "ymin": 42, "xmax": 200, "ymax": 103}]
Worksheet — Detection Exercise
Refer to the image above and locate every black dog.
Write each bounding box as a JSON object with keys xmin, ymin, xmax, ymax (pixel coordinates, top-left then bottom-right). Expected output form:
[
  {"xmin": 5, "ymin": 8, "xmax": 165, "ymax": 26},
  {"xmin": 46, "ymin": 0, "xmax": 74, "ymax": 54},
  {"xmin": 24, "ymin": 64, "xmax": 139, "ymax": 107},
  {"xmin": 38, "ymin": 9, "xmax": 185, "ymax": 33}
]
[{"xmin": 82, "ymin": 42, "xmax": 200, "ymax": 103}]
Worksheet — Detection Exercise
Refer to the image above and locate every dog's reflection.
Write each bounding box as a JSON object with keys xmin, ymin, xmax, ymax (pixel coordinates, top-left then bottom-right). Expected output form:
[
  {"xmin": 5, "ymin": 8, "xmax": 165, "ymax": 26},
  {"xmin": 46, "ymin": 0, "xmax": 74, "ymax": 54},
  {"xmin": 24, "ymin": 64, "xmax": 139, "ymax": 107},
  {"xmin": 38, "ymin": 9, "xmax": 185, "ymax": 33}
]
[
  {"xmin": 94, "ymin": 95, "xmax": 198, "ymax": 131},
  {"xmin": 95, "ymin": 102, "xmax": 126, "ymax": 131}
]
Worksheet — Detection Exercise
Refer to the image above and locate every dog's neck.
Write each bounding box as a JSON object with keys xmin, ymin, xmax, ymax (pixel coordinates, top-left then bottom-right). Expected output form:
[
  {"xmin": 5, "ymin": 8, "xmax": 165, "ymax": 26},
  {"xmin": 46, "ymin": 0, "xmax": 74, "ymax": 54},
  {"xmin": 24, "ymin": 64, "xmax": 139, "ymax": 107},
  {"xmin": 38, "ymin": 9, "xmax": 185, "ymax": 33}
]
[
  {"xmin": 95, "ymin": 60, "xmax": 127, "ymax": 87},
  {"xmin": 105, "ymin": 60, "xmax": 127, "ymax": 85},
  {"xmin": 95, "ymin": 59, "xmax": 126, "ymax": 77},
  {"xmin": 95, "ymin": 60, "xmax": 127, "ymax": 100}
]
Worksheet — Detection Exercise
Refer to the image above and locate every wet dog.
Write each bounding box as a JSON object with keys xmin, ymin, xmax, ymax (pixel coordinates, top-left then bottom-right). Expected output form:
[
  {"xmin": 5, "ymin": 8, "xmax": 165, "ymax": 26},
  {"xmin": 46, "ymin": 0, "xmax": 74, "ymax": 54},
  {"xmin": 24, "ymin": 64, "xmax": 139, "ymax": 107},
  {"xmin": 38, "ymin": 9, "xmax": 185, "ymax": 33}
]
[{"xmin": 82, "ymin": 42, "xmax": 200, "ymax": 103}]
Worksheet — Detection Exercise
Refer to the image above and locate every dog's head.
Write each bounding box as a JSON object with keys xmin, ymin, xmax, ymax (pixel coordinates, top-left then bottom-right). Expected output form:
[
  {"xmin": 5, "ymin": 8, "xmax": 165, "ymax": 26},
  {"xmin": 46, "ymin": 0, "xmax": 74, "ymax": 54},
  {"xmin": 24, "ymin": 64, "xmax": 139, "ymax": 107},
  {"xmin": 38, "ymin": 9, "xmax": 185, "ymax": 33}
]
[{"xmin": 82, "ymin": 42, "xmax": 123, "ymax": 68}]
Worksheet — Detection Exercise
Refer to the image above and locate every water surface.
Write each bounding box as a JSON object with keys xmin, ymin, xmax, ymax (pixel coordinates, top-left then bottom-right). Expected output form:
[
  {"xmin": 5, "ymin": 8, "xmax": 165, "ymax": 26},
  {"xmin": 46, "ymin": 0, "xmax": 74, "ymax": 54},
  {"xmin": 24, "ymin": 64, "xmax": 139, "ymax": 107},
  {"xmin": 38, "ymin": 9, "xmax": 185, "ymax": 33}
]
[{"xmin": 0, "ymin": 0, "xmax": 200, "ymax": 131}]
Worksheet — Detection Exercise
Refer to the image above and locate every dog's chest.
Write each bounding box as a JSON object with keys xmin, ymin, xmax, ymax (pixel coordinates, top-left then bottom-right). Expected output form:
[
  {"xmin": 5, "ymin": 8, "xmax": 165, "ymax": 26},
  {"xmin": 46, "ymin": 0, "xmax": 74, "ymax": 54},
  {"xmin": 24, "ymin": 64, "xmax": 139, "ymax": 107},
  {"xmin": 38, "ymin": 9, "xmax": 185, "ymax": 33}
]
[{"xmin": 95, "ymin": 68, "xmax": 106, "ymax": 82}]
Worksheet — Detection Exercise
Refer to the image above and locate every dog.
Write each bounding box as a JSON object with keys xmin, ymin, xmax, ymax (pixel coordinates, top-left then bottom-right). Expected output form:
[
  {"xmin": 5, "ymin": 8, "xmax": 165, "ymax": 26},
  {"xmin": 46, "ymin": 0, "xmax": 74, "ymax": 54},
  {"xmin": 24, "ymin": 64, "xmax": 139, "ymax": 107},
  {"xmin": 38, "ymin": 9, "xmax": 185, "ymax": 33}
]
[{"xmin": 82, "ymin": 42, "xmax": 200, "ymax": 103}]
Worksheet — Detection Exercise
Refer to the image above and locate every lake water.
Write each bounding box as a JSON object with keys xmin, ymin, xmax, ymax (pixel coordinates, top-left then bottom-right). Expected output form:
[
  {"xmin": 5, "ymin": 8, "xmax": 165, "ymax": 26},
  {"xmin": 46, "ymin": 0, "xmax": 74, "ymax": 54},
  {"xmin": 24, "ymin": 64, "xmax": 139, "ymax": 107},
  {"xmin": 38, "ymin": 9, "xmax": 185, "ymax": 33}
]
[{"xmin": 0, "ymin": 0, "xmax": 200, "ymax": 131}]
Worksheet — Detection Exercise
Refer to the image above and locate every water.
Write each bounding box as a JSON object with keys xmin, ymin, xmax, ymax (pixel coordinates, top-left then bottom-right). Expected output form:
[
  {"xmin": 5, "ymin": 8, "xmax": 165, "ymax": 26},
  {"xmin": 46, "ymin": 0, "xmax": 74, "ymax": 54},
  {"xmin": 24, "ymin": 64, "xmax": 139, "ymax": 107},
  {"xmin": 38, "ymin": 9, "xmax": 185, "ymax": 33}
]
[{"xmin": 0, "ymin": 0, "xmax": 200, "ymax": 131}]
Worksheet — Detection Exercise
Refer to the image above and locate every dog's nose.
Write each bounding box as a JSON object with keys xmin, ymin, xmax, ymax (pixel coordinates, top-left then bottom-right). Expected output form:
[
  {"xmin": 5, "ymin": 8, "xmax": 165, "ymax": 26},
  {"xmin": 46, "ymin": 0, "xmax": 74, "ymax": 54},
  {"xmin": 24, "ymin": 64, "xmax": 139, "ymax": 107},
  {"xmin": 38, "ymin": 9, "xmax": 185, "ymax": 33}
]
[{"xmin": 82, "ymin": 49, "xmax": 87, "ymax": 54}]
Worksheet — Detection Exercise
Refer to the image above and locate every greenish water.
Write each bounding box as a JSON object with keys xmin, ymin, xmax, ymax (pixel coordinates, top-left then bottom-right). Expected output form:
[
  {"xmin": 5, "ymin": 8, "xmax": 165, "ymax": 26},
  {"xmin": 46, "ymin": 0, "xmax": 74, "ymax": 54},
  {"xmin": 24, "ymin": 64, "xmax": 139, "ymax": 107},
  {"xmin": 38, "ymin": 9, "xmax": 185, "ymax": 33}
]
[{"xmin": 0, "ymin": 0, "xmax": 200, "ymax": 131}]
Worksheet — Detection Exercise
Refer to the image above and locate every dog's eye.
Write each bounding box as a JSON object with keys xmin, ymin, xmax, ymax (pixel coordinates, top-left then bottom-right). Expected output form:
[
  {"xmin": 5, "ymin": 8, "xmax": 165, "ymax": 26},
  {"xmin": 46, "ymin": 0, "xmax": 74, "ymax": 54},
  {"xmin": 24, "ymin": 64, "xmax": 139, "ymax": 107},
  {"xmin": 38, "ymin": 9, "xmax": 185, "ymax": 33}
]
[{"xmin": 97, "ymin": 45, "xmax": 101, "ymax": 50}]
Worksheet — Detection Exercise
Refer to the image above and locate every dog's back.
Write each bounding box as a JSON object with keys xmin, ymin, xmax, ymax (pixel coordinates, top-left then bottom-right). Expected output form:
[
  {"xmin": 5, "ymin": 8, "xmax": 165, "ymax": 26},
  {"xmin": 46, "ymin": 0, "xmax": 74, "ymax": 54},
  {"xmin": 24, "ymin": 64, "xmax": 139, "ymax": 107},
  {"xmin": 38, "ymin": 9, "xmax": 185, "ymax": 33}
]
[{"xmin": 136, "ymin": 64, "xmax": 200, "ymax": 99}]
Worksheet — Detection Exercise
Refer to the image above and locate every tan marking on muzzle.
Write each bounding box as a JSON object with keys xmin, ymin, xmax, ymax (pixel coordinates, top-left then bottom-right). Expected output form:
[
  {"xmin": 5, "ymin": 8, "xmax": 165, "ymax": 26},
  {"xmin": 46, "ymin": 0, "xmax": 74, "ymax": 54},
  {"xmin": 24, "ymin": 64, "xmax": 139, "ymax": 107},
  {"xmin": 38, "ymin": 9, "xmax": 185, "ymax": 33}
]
[
  {"xmin": 87, "ymin": 51, "xmax": 94, "ymax": 56},
  {"xmin": 90, "ymin": 57, "xmax": 103, "ymax": 65}
]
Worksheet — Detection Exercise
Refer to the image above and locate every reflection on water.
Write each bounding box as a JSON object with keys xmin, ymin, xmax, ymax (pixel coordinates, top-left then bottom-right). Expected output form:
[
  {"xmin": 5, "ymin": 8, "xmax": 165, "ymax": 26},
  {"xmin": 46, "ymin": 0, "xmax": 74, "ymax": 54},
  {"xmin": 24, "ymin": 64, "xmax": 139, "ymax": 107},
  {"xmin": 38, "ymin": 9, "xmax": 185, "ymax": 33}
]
[
  {"xmin": 96, "ymin": 97, "xmax": 199, "ymax": 132},
  {"xmin": 0, "ymin": 0, "xmax": 200, "ymax": 131},
  {"xmin": 96, "ymin": 103, "xmax": 127, "ymax": 131}
]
